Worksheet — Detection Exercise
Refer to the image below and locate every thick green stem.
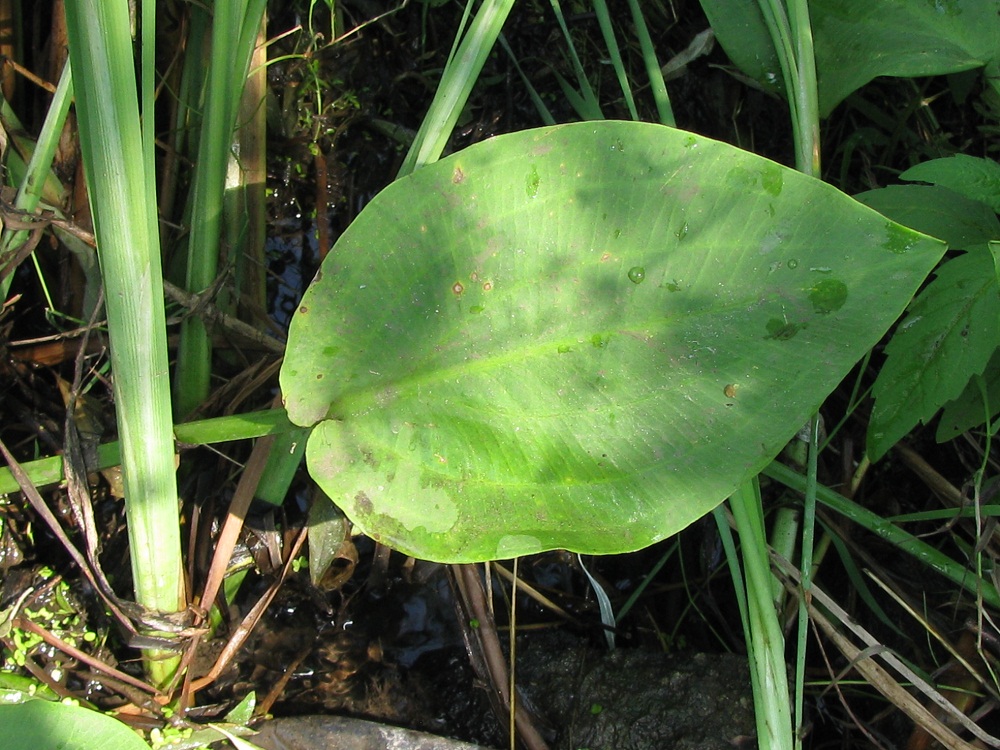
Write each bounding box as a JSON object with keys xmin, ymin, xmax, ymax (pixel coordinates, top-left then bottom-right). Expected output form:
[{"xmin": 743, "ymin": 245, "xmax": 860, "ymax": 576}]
[
  {"xmin": 174, "ymin": 0, "xmax": 267, "ymax": 418},
  {"xmin": 785, "ymin": 0, "xmax": 820, "ymax": 176},
  {"xmin": 64, "ymin": 0, "xmax": 183, "ymax": 686},
  {"xmin": 730, "ymin": 478, "xmax": 794, "ymax": 750}
]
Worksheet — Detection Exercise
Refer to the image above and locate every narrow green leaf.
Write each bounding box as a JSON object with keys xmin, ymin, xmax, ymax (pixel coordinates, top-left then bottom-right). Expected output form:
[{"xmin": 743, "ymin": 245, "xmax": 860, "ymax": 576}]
[
  {"xmin": 398, "ymin": 0, "xmax": 515, "ymax": 176},
  {"xmin": 592, "ymin": 0, "xmax": 638, "ymax": 120},
  {"xmin": 281, "ymin": 121, "xmax": 945, "ymax": 562},
  {"xmin": 765, "ymin": 460, "xmax": 1000, "ymax": 608},
  {"xmin": 868, "ymin": 249, "xmax": 1000, "ymax": 460},
  {"xmin": 937, "ymin": 349, "xmax": 1000, "ymax": 441}
]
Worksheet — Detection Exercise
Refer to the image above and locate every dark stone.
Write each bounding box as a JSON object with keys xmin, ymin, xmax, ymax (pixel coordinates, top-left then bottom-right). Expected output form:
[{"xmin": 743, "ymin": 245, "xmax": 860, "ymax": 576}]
[{"xmin": 516, "ymin": 635, "xmax": 757, "ymax": 750}]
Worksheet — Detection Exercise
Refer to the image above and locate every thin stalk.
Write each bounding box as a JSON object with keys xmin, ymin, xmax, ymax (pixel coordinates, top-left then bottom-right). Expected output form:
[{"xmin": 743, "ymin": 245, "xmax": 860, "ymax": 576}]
[
  {"xmin": 175, "ymin": 0, "xmax": 238, "ymax": 417},
  {"xmin": 793, "ymin": 414, "xmax": 820, "ymax": 750},
  {"xmin": 764, "ymin": 461, "xmax": 1000, "ymax": 609},
  {"xmin": 498, "ymin": 34, "xmax": 557, "ymax": 125},
  {"xmin": 756, "ymin": 0, "xmax": 819, "ymax": 175},
  {"xmin": 159, "ymin": 5, "xmax": 210, "ymax": 266},
  {"xmin": 756, "ymin": 0, "xmax": 799, "ymax": 142},
  {"xmin": 64, "ymin": 0, "xmax": 184, "ymax": 686},
  {"xmin": 752, "ymin": 4, "xmax": 821, "ymax": 743}
]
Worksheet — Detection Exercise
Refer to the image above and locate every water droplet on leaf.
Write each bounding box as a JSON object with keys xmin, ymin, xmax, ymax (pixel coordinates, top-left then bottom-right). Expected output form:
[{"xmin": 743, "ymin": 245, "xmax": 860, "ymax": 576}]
[{"xmin": 627, "ymin": 266, "xmax": 646, "ymax": 284}]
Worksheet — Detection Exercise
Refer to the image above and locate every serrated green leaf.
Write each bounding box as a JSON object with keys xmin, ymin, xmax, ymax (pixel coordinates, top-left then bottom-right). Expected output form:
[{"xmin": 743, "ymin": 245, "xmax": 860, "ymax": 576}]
[
  {"xmin": 281, "ymin": 121, "xmax": 944, "ymax": 562},
  {"xmin": 937, "ymin": 349, "xmax": 1000, "ymax": 441},
  {"xmin": 856, "ymin": 185, "xmax": 1000, "ymax": 249},
  {"xmin": 902, "ymin": 155, "xmax": 1000, "ymax": 214},
  {"xmin": 869, "ymin": 249, "xmax": 1000, "ymax": 461},
  {"xmin": 699, "ymin": 0, "xmax": 1000, "ymax": 117}
]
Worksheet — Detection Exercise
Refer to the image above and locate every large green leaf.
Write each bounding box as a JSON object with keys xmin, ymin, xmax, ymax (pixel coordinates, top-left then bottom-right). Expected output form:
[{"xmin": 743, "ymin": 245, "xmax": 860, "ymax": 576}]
[
  {"xmin": 0, "ymin": 700, "xmax": 150, "ymax": 750},
  {"xmin": 699, "ymin": 0, "xmax": 1000, "ymax": 117},
  {"xmin": 281, "ymin": 121, "xmax": 944, "ymax": 562},
  {"xmin": 902, "ymin": 155, "xmax": 1000, "ymax": 214}
]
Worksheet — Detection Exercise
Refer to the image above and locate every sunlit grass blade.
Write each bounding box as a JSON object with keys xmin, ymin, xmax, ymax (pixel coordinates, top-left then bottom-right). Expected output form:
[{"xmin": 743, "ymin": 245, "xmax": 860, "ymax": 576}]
[
  {"xmin": 0, "ymin": 409, "xmax": 297, "ymax": 496},
  {"xmin": 398, "ymin": 0, "xmax": 516, "ymax": 176},
  {"xmin": 591, "ymin": 0, "xmax": 638, "ymax": 119},
  {"xmin": 64, "ymin": 0, "xmax": 183, "ymax": 685},
  {"xmin": 0, "ymin": 61, "xmax": 73, "ymax": 299},
  {"xmin": 625, "ymin": 0, "xmax": 674, "ymax": 126},
  {"xmin": 551, "ymin": 68, "xmax": 603, "ymax": 120},
  {"xmin": 785, "ymin": 0, "xmax": 820, "ymax": 175}
]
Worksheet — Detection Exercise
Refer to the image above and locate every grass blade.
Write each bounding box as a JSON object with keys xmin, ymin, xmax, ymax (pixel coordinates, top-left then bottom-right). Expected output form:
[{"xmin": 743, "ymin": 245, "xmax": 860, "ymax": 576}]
[
  {"xmin": 399, "ymin": 0, "xmax": 516, "ymax": 176},
  {"xmin": 64, "ymin": 0, "xmax": 184, "ymax": 685},
  {"xmin": 625, "ymin": 0, "xmax": 674, "ymax": 126},
  {"xmin": 591, "ymin": 0, "xmax": 638, "ymax": 119}
]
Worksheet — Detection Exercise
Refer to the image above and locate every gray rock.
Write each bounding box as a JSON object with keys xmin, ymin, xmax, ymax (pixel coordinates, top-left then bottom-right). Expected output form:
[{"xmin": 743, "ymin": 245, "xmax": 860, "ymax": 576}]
[{"xmin": 250, "ymin": 715, "xmax": 491, "ymax": 750}]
